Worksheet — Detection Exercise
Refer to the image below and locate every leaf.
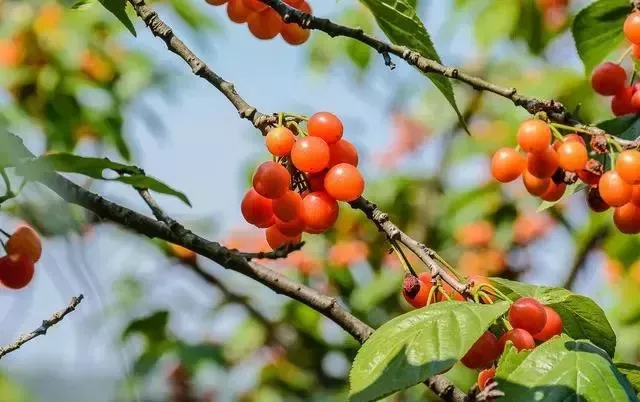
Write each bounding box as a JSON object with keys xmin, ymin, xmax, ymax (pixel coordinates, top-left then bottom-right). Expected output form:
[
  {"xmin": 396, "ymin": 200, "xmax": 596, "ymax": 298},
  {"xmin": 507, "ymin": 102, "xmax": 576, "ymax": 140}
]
[
  {"xmin": 597, "ymin": 115, "xmax": 640, "ymax": 141},
  {"xmin": 18, "ymin": 153, "xmax": 142, "ymax": 179},
  {"xmin": 348, "ymin": 301, "xmax": 509, "ymax": 402},
  {"xmin": 70, "ymin": 0, "xmax": 94, "ymax": 9},
  {"xmin": 537, "ymin": 182, "xmax": 587, "ymax": 212},
  {"xmin": 122, "ymin": 310, "xmax": 169, "ymax": 343},
  {"xmin": 495, "ymin": 335, "xmax": 637, "ymax": 401},
  {"xmin": 115, "ymin": 175, "xmax": 191, "ymax": 206},
  {"xmin": 98, "ymin": 0, "xmax": 136, "ymax": 36},
  {"xmin": 491, "ymin": 278, "xmax": 616, "ymax": 357},
  {"xmin": 0, "ymin": 130, "xmax": 34, "ymax": 168},
  {"xmin": 572, "ymin": 0, "xmax": 630, "ymax": 74},
  {"xmin": 616, "ymin": 363, "xmax": 640, "ymax": 396},
  {"xmin": 356, "ymin": 0, "xmax": 468, "ymax": 133}
]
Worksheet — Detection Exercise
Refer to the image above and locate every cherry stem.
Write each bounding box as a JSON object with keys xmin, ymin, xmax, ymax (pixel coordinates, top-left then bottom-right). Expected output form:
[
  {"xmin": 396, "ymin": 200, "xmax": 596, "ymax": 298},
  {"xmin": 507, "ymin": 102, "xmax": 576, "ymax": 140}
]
[
  {"xmin": 500, "ymin": 316, "xmax": 513, "ymax": 331},
  {"xmin": 433, "ymin": 252, "xmax": 464, "ymax": 281},
  {"xmin": 277, "ymin": 112, "xmax": 283, "ymax": 126},
  {"xmin": 426, "ymin": 285, "xmax": 437, "ymax": 307},
  {"xmin": 549, "ymin": 123, "xmax": 593, "ymax": 136},
  {"xmin": 618, "ymin": 46, "xmax": 632, "ymax": 65},
  {"xmin": 288, "ymin": 121, "xmax": 306, "ymax": 136},
  {"xmin": 391, "ymin": 240, "xmax": 418, "ymax": 277},
  {"xmin": 437, "ymin": 285, "xmax": 451, "ymax": 301},
  {"xmin": 476, "ymin": 283, "xmax": 511, "ymax": 303},
  {"xmin": 549, "ymin": 125, "xmax": 564, "ymax": 141}
]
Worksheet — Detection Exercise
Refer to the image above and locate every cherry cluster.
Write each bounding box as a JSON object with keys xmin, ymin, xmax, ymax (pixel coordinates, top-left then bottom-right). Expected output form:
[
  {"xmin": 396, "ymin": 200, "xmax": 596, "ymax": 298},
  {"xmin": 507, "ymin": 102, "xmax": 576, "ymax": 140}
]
[
  {"xmin": 241, "ymin": 112, "xmax": 365, "ymax": 250},
  {"xmin": 490, "ymin": 118, "xmax": 640, "ymax": 234},
  {"xmin": 0, "ymin": 226, "xmax": 42, "ymax": 290},
  {"xmin": 590, "ymin": 11, "xmax": 640, "ymax": 116},
  {"xmin": 403, "ymin": 275, "xmax": 562, "ymax": 392},
  {"xmin": 206, "ymin": 0, "xmax": 311, "ymax": 45}
]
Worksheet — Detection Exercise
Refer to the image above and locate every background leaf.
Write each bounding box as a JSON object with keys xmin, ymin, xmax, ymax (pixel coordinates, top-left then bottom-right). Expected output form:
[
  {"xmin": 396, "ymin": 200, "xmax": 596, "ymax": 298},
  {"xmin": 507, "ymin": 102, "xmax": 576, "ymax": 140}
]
[
  {"xmin": 98, "ymin": 0, "xmax": 136, "ymax": 36},
  {"xmin": 348, "ymin": 301, "xmax": 509, "ymax": 402}
]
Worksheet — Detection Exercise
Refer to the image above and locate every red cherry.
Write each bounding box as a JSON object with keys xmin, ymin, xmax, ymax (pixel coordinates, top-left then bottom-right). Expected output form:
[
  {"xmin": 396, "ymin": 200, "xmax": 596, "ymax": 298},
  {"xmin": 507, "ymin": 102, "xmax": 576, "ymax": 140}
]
[
  {"xmin": 591, "ymin": 62, "xmax": 627, "ymax": 96},
  {"xmin": 508, "ymin": 297, "xmax": 547, "ymax": 334},
  {"xmin": 498, "ymin": 328, "xmax": 536, "ymax": 352},
  {"xmin": 532, "ymin": 307, "xmax": 563, "ymax": 341},
  {"xmin": 611, "ymin": 86, "xmax": 636, "ymax": 116},
  {"xmin": 460, "ymin": 331, "xmax": 500, "ymax": 369},
  {"xmin": 477, "ymin": 368, "xmax": 496, "ymax": 391},
  {"xmin": 0, "ymin": 254, "xmax": 35, "ymax": 290}
]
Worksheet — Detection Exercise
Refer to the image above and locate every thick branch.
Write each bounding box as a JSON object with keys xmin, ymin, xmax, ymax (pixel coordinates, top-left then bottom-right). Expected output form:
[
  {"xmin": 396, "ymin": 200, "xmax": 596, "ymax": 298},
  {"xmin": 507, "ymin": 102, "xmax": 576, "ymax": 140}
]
[{"xmin": 0, "ymin": 294, "xmax": 84, "ymax": 359}]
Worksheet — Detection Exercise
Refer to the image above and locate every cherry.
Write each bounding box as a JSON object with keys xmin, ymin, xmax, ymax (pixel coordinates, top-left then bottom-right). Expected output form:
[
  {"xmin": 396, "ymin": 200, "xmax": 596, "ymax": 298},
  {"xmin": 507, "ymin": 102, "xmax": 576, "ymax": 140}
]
[
  {"xmin": 306, "ymin": 171, "xmax": 326, "ymax": 192},
  {"xmin": 498, "ymin": 328, "xmax": 536, "ymax": 352},
  {"xmin": 0, "ymin": 254, "xmax": 35, "ymax": 290},
  {"xmin": 242, "ymin": 0, "xmax": 267, "ymax": 12},
  {"xmin": 402, "ymin": 274, "xmax": 431, "ymax": 308},
  {"xmin": 265, "ymin": 126, "xmax": 296, "ymax": 157},
  {"xmin": 624, "ymin": 12, "xmax": 640, "ymax": 45},
  {"xmin": 328, "ymin": 139, "xmax": 359, "ymax": 167},
  {"xmin": 540, "ymin": 180, "xmax": 565, "ymax": 202},
  {"xmin": 291, "ymin": 137, "xmax": 330, "ymax": 173},
  {"xmin": 611, "ymin": 86, "xmax": 636, "ymax": 116},
  {"xmin": 436, "ymin": 281, "xmax": 465, "ymax": 302},
  {"xmin": 508, "ymin": 297, "xmax": 547, "ymax": 334},
  {"xmin": 7, "ymin": 225, "xmax": 42, "ymax": 263},
  {"xmin": 517, "ymin": 119, "xmax": 551, "ymax": 154},
  {"xmin": 281, "ymin": 23, "xmax": 310, "ymax": 45},
  {"xmin": 477, "ymin": 368, "xmax": 496, "ymax": 392},
  {"xmin": 599, "ymin": 170, "xmax": 632, "ymax": 207},
  {"xmin": 301, "ymin": 191, "xmax": 339, "ymax": 232},
  {"xmin": 247, "ymin": 9, "xmax": 283, "ymax": 40},
  {"xmin": 631, "ymin": 185, "xmax": 640, "ymax": 205},
  {"xmin": 591, "ymin": 62, "xmax": 627, "ymax": 96},
  {"xmin": 614, "ymin": 202, "xmax": 640, "ymax": 234},
  {"xmin": 616, "ymin": 150, "xmax": 640, "ymax": 184},
  {"xmin": 307, "ymin": 112, "xmax": 343, "ymax": 144},
  {"xmin": 265, "ymin": 225, "xmax": 301, "ymax": 250},
  {"xmin": 226, "ymin": 0, "xmax": 251, "ymax": 24},
  {"xmin": 557, "ymin": 141, "xmax": 588, "ymax": 172},
  {"xmin": 461, "ymin": 331, "xmax": 500, "ymax": 369},
  {"xmin": 490, "ymin": 148, "xmax": 525, "ymax": 183},
  {"xmin": 324, "ymin": 163, "xmax": 365, "ymax": 202},
  {"xmin": 255, "ymin": 215, "xmax": 276, "ymax": 228},
  {"xmin": 272, "ymin": 190, "xmax": 303, "ymax": 222},
  {"xmin": 252, "ymin": 161, "xmax": 291, "ymax": 199},
  {"xmin": 586, "ymin": 186, "xmax": 610, "ymax": 213},
  {"xmin": 275, "ymin": 216, "xmax": 305, "ymax": 237},
  {"xmin": 532, "ymin": 306, "xmax": 563, "ymax": 341},
  {"xmin": 206, "ymin": 0, "xmax": 228, "ymax": 5},
  {"xmin": 241, "ymin": 188, "xmax": 274, "ymax": 226},
  {"xmin": 527, "ymin": 147, "xmax": 559, "ymax": 179},
  {"xmin": 523, "ymin": 170, "xmax": 551, "ymax": 196}
]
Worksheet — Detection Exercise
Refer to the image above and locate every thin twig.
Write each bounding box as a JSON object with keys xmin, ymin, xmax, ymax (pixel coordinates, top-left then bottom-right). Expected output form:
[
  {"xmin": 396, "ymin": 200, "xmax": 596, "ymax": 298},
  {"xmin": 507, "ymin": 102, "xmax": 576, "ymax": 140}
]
[
  {"xmin": 0, "ymin": 294, "xmax": 84, "ymax": 359},
  {"xmin": 563, "ymin": 226, "xmax": 609, "ymax": 290},
  {"xmin": 137, "ymin": 188, "xmax": 178, "ymax": 227}
]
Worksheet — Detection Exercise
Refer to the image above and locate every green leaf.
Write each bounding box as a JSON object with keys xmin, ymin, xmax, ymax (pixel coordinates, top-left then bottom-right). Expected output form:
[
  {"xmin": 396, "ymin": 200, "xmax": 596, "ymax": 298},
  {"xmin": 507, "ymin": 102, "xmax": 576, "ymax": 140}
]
[
  {"xmin": 474, "ymin": 0, "xmax": 519, "ymax": 49},
  {"xmin": 572, "ymin": 0, "xmax": 630, "ymax": 74},
  {"xmin": 176, "ymin": 341, "xmax": 226, "ymax": 370},
  {"xmin": 537, "ymin": 182, "xmax": 587, "ymax": 212},
  {"xmin": 491, "ymin": 278, "xmax": 616, "ymax": 357},
  {"xmin": 597, "ymin": 115, "xmax": 640, "ymax": 141},
  {"xmin": 356, "ymin": 0, "xmax": 468, "ymax": 133},
  {"xmin": 495, "ymin": 335, "xmax": 637, "ymax": 401},
  {"xmin": 115, "ymin": 174, "xmax": 191, "ymax": 206},
  {"xmin": 0, "ymin": 131, "xmax": 33, "ymax": 168},
  {"xmin": 98, "ymin": 0, "xmax": 136, "ymax": 36},
  {"xmin": 616, "ymin": 363, "xmax": 640, "ymax": 396},
  {"xmin": 123, "ymin": 310, "xmax": 169, "ymax": 344},
  {"xmin": 70, "ymin": 0, "xmax": 94, "ymax": 9},
  {"xmin": 350, "ymin": 269, "xmax": 404, "ymax": 312},
  {"xmin": 348, "ymin": 301, "xmax": 509, "ymax": 402}
]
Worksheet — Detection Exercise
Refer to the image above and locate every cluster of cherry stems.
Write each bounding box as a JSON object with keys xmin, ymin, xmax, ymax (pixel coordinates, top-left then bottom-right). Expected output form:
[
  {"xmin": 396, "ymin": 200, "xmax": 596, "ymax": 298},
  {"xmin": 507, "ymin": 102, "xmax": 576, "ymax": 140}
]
[
  {"xmin": 402, "ymin": 273, "xmax": 563, "ymax": 392},
  {"xmin": 240, "ymin": 112, "xmax": 364, "ymax": 249},
  {"xmin": 205, "ymin": 0, "xmax": 311, "ymax": 45},
  {"xmin": 0, "ymin": 226, "xmax": 42, "ymax": 290}
]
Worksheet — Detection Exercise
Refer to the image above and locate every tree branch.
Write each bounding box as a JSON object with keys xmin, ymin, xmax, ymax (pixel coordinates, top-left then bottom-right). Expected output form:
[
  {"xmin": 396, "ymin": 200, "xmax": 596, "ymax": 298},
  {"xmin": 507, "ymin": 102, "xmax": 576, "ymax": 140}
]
[
  {"xmin": 562, "ymin": 226, "xmax": 609, "ymax": 290},
  {"xmin": 0, "ymin": 294, "xmax": 84, "ymax": 359}
]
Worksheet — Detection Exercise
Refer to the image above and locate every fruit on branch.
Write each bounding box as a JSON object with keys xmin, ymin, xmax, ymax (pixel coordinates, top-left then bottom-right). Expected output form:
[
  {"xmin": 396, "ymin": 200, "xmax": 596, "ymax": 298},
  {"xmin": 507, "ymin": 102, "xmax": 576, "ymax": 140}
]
[
  {"xmin": 206, "ymin": 0, "xmax": 228, "ymax": 4},
  {"xmin": 498, "ymin": 328, "xmax": 536, "ymax": 352},
  {"xmin": 527, "ymin": 147, "xmax": 559, "ymax": 179},
  {"xmin": 461, "ymin": 331, "xmax": 500, "ymax": 369},
  {"xmin": 633, "ymin": 44, "xmax": 640, "ymax": 60},
  {"xmin": 324, "ymin": 163, "xmax": 365, "ymax": 202},
  {"xmin": 328, "ymin": 139, "xmax": 359, "ymax": 168},
  {"xmin": 624, "ymin": 12, "xmax": 640, "ymax": 45},
  {"xmin": 523, "ymin": 170, "xmax": 551, "ymax": 196},
  {"xmin": 402, "ymin": 274, "xmax": 431, "ymax": 308},
  {"xmin": 591, "ymin": 62, "xmax": 627, "ymax": 96},
  {"xmin": 265, "ymin": 225, "xmax": 302, "ymax": 249},
  {"xmin": 306, "ymin": 171, "xmax": 326, "ymax": 192},
  {"xmin": 532, "ymin": 306, "xmax": 563, "ymax": 341},
  {"xmin": 247, "ymin": 9, "xmax": 283, "ymax": 40},
  {"xmin": 611, "ymin": 86, "xmax": 637, "ymax": 116},
  {"xmin": 226, "ymin": 0, "xmax": 252, "ymax": 24},
  {"xmin": 241, "ymin": 188, "xmax": 274, "ymax": 225},
  {"xmin": 477, "ymin": 367, "xmax": 496, "ymax": 391},
  {"xmin": 291, "ymin": 136, "xmax": 330, "ymax": 173},
  {"xmin": 281, "ymin": 23, "xmax": 311, "ymax": 46},
  {"xmin": 273, "ymin": 190, "xmax": 303, "ymax": 222},
  {"xmin": 517, "ymin": 119, "xmax": 552, "ymax": 153},
  {"xmin": 266, "ymin": 126, "xmax": 296, "ymax": 157},
  {"xmin": 252, "ymin": 161, "xmax": 291, "ymax": 199},
  {"xmin": 275, "ymin": 216, "xmax": 305, "ymax": 236},
  {"xmin": 0, "ymin": 253, "xmax": 35, "ymax": 289},
  {"xmin": 308, "ymin": 112, "xmax": 344, "ymax": 144},
  {"xmin": 508, "ymin": 297, "xmax": 547, "ymax": 334},
  {"xmin": 243, "ymin": 0, "xmax": 268, "ymax": 12},
  {"xmin": 613, "ymin": 202, "xmax": 640, "ymax": 234},
  {"xmin": 7, "ymin": 225, "xmax": 42, "ymax": 263},
  {"xmin": 301, "ymin": 191, "xmax": 339, "ymax": 232},
  {"xmin": 490, "ymin": 147, "xmax": 526, "ymax": 183},
  {"xmin": 615, "ymin": 150, "xmax": 640, "ymax": 185},
  {"xmin": 586, "ymin": 186, "xmax": 610, "ymax": 213},
  {"xmin": 599, "ymin": 170, "xmax": 632, "ymax": 207},
  {"xmin": 556, "ymin": 141, "xmax": 588, "ymax": 172},
  {"xmin": 539, "ymin": 180, "xmax": 565, "ymax": 202}
]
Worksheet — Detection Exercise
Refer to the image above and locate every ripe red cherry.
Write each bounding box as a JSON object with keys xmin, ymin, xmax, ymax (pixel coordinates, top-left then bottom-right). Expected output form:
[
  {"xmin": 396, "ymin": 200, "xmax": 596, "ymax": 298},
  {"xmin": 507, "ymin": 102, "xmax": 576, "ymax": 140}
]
[
  {"xmin": 611, "ymin": 86, "xmax": 636, "ymax": 116},
  {"xmin": 532, "ymin": 306, "xmax": 563, "ymax": 341},
  {"xmin": 460, "ymin": 331, "xmax": 500, "ymax": 369},
  {"xmin": 591, "ymin": 62, "xmax": 627, "ymax": 96},
  {"xmin": 275, "ymin": 216, "xmax": 305, "ymax": 237},
  {"xmin": 477, "ymin": 368, "xmax": 496, "ymax": 391},
  {"xmin": 615, "ymin": 150, "xmax": 640, "ymax": 184},
  {"xmin": 540, "ymin": 181, "xmax": 565, "ymax": 202},
  {"xmin": 241, "ymin": 188, "xmax": 274, "ymax": 226},
  {"xmin": 307, "ymin": 112, "xmax": 343, "ymax": 144},
  {"xmin": 281, "ymin": 23, "xmax": 310, "ymax": 45},
  {"xmin": 324, "ymin": 163, "xmax": 365, "ymax": 201},
  {"xmin": 0, "ymin": 254, "xmax": 35, "ymax": 290},
  {"xmin": 490, "ymin": 148, "xmax": 526, "ymax": 183},
  {"xmin": 272, "ymin": 190, "xmax": 303, "ymax": 222},
  {"xmin": 247, "ymin": 9, "xmax": 283, "ymax": 40},
  {"xmin": 265, "ymin": 225, "xmax": 301, "ymax": 250},
  {"xmin": 624, "ymin": 12, "xmax": 640, "ymax": 45},
  {"xmin": 527, "ymin": 147, "xmax": 559, "ymax": 179},
  {"xmin": 402, "ymin": 275, "xmax": 431, "ymax": 308},
  {"xmin": 252, "ymin": 161, "xmax": 291, "ymax": 199},
  {"xmin": 557, "ymin": 141, "xmax": 588, "ymax": 172},
  {"xmin": 614, "ymin": 202, "xmax": 640, "ymax": 234},
  {"xmin": 328, "ymin": 139, "xmax": 358, "ymax": 167},
  {"xmin": 266, "ymin": 126, "xmax": 296, "ymax": 157},
  {"xmin": 498, "ymin": 328, "xmax": 536, "ymax": 352},
  {"xmin": 7, "ymin": 226, "xmax": 42, "ymax": 263},
  {"xmin": 226, "ymin": 0, "xmax": 251, "ymax": 23},
  {"xmin": 301, "ymin": 191, "xmax": 339, "ymax": 231},
  {"xmin": 291, "ymin": 137, "xmax": 330, "ymax": 173},
  {"xmin": 242, "ymin": 0, "xmax": 267, "ymax": 12},
  {"xmin": 517, "ymin": 119, "xmax": 551, "ymax": 153},
  {"xmin": 508, "ymin": 297, "xmax": 547, "ymax": 334},
  {"xmin": 523, "ymin": 170, "xmax": 550, "ymax": 196},
  {"xmin": 599, "ymin": 170, "xmax": 632, "ymax": 207}
]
